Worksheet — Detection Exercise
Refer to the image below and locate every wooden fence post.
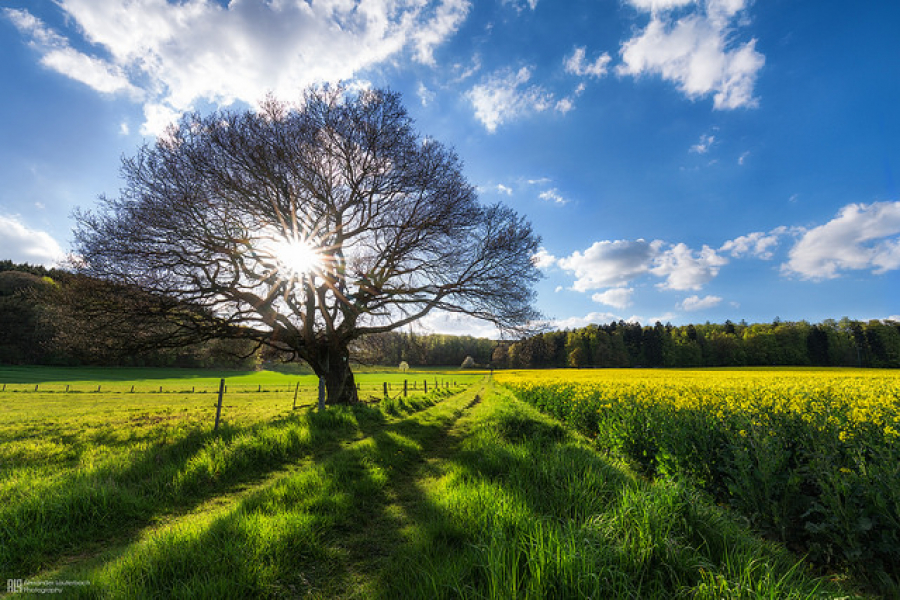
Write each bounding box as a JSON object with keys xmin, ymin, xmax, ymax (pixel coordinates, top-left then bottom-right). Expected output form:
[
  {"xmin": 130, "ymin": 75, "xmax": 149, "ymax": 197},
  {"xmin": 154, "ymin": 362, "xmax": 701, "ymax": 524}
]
[
  {"xmin": 214, "ymin": 378, "xmax": 225, "ymax": 431},
  {"xmin": 424, "ymin": 380, "xmax": 427, "ymax": 393},
  {"xmin": 293, "ymin": 381, "xmax": 300, "ymax": 410},
  {"xmin": 318, "ymin": 377, "xmax": 326, "ymax": 411},
  {"xmin": 404, "ymin": 380, "xmax": 408, "ymax": 397},
  {"xmin": 383, "ymin": 382, "xmax": 388, "ymax": 398}
]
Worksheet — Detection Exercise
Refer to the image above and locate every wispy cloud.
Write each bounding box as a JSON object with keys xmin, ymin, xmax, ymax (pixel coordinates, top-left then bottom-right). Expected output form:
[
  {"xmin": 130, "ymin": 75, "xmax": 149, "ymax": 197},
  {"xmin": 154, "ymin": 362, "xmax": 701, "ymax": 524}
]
[
  {"xmin": 6, "ymin": 1, "xmax": 470, "ymax": 135},
  {"xmin": 539, "ymin": 188, "xmax": 569, "ymax": 205},
  {"xmin": 680, "ymin": 294, "xmax": 722, "ymax": 311},
  {"xmin": 690, "ymin": 133, "xmax": 716, "ymax": 154},
  {"xmin": 468, "ymin": 66, "xmax": 561, "ymax": 132},
  {"xmin": 617, "ymin": 0, "xmax": 764, "ymax": 109},
  {"xmin": 564, "ymin": 46, "xmax": 612, "ymax": 79}
]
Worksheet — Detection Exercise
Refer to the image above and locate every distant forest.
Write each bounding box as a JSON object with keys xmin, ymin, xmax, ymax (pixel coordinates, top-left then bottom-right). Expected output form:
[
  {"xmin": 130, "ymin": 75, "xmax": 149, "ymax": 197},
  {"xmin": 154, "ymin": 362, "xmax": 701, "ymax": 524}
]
[{"xmin": 2, "ymin": 260, "xmax": 898, "ymax": 369}]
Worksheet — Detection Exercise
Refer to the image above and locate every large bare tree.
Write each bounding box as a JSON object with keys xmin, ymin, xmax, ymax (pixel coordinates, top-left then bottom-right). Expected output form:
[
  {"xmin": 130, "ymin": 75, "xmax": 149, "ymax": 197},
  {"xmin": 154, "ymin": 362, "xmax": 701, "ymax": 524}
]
[{"xmin": 73, "ymin": 86, "xmax": 541, "ymax": 404}]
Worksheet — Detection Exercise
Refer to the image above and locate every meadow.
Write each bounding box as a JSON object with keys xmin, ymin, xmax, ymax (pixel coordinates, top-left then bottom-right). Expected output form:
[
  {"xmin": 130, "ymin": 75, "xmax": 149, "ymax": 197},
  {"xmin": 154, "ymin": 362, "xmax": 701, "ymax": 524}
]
[
  {"xmin": 0, "ymin": 365, "xmax": 883, "ymax": 597},
  {"xmin": 497, "ymin": 367, "xmax": 900, "ymax": 596}
]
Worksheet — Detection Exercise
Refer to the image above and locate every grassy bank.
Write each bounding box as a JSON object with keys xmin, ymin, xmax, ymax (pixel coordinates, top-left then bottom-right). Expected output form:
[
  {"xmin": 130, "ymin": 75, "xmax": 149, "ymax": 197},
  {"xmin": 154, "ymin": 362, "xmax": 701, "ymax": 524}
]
[{"xmin": 1, "ymin": 367, "xmax": 872, "ymax": 597}]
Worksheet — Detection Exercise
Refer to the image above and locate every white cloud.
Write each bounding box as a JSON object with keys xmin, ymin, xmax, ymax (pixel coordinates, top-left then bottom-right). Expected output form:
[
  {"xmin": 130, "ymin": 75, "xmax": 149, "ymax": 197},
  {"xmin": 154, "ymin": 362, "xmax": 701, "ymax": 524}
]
[
  {"xmin": 539, "ymin": 188, "xmax": 568, "ymax": 205},
  {"xmin": 496, "ymin": 184, "xmax": 513, "ymax": 195},
  {"xmin": 559, "ymin": 238, "xmax": 728, "ymax": 292},
  {"xmin": 6, "ymin": 1, "xmax": 469, "ymax": 135},
  {"xmin": 417, "ymin": 82, "xmax": 436, "ymax": 107},
  {"xmin": 468, "ymin": 67, "xmax": 559, "ymax": 132},
  {"xmin": 720, "ymin": 229, "xmax": 783, "ymax": 259},
  {"xmin": 650, "ymin": 243, "xmax": 727, "ymax": 290},
  {"xmin": 417, "ymin": 310, "xmax": 503, "ymax": 338},
  {"xmin": 681, "ymin": 294, "xmax": 722, "ymax": 311},
  {"xmin": 532, "ymin": 247, "xmax": 558, "ymax": 269},
  {"xmin": 555, "ymin": 97, "xmax": 575, "ymax": 114},
  {"xmin": 552, "ymin": 311, "xmax": 626, "ymax": 330},
  {"xmin": 559, "ymin": 239, "xmax": 660, "ymax": 291},
  {"xmin": 564, "ymin": 46, "xmax": 612, "ymax": 79},
  {"xmin": 690, "ymin": 133, "xmax": 715, "ymax": 154},
  {"xmin": 504, "ymin": 0, "xmax": 540, "ymax": 12},
  {"xmin": 782, "ymin": 201, "xmax": 900, "ymax": 279},
  {"xmin": 592, "ymin": 287, "xmax": 634, "ymax": 309},
  {"xmin": 617, "ymin": 0, "xmax": 764, "ymax": 110},
  {"xmin": 626, "ymin": 0, "xmax": 695, "ymax": 12},
  {"xmin": 738, "ymin": 150, "xmax": 750, "ymax": 165},
  {"xmin": 0, "ymin": 215, "xmax": 65, "ymax": 266}
]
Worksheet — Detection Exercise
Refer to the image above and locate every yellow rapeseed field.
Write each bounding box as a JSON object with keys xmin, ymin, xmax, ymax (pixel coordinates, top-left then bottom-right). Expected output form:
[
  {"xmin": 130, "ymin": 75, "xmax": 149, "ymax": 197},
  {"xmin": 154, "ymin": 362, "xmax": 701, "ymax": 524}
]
[
  {"xmin": 496, "ymin": 368, "xmax": 900, "ymax": 576},
  {"xmin": 496, "ymin": 367, "xmax": 900, "ymax": 439}
]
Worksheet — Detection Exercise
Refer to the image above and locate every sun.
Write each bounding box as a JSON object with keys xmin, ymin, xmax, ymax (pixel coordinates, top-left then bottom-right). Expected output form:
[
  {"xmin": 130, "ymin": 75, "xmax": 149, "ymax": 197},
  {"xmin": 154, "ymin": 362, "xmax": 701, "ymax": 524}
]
[{"xmin": 272, "ymin": 235, "xmax": 322, "ymax": 277}]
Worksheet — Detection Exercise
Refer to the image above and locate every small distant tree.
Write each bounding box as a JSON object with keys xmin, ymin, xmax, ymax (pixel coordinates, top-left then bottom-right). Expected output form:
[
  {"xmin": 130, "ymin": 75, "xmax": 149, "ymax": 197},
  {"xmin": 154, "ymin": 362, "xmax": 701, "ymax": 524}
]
[
  {"xmin": 460, "ymin": 355, "xmax": 476, "ymax": 369},
  {"xmin": 72, "ymin": 86, "xmax": 541, "ymax": 404},
  {"xmin": 399, "ymin": 360, "xmax": 409, "ymax": 372}
]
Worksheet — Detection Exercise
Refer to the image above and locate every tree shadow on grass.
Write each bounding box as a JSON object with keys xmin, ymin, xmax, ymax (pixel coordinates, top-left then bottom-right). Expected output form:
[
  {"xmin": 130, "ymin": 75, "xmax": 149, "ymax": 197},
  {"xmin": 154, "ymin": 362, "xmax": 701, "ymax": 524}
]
[
  {"xmin": 0, "ymin": 406, "xmax": 376, "ymax": 580},
  {"xmin": 20, "ymin": 390, "xmax": 845, "ymax": 599},
  {"xmin": 370, "ymin": 401, "xmax": 844, "ymax": 599}
]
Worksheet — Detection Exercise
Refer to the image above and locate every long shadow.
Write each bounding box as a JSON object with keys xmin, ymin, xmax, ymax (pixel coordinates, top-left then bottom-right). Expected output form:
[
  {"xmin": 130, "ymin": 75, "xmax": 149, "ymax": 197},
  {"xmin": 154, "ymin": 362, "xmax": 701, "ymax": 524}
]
[
  {"xmin": 37, "ymin": 399, "xmax": 455, "ymax": 597},
  {"xmin": 0, "ymin": 406, "xmax": 382, "ymax": 579},
  {"xmin": 15, "ymin": 387, "xmax": 841, "ymax": 598}
]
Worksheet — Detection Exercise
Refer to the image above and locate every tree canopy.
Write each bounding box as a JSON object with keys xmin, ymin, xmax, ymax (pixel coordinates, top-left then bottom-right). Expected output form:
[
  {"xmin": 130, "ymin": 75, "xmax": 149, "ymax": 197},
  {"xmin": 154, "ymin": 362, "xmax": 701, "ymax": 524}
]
[{"xmin": 72, "ymin": 86, "xmax": 542, "ymax": 403}]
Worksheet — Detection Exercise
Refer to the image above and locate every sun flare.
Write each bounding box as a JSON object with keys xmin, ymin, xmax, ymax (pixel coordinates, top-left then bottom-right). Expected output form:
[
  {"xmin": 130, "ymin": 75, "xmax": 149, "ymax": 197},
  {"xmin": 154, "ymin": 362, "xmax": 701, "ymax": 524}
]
[{"xmin": 273, "ymin": 235, "xmax": 322, "ymax": 277}]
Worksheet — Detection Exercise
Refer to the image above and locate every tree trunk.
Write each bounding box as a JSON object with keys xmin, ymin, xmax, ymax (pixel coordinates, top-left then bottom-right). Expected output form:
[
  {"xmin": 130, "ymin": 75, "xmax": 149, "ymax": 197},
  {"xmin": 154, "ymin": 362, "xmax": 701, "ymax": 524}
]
[{"xmin": 309, "ymin": 342, "xmax": 359, "ymax": 405}]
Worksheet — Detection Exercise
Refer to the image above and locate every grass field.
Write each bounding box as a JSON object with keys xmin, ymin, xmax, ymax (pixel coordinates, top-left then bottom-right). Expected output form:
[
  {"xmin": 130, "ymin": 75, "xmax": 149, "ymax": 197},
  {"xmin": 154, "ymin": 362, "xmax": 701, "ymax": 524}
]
[{"xmin": 0, "ymin": 365, "xmax": 882, "ymax": 598}]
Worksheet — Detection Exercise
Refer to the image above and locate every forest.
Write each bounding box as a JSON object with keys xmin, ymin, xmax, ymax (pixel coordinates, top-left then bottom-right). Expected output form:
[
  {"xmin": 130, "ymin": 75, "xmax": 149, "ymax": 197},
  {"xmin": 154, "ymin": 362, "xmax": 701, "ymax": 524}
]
[{"xmin": 2, "ymin": 260, "xmax": 898, "ymax": 369}]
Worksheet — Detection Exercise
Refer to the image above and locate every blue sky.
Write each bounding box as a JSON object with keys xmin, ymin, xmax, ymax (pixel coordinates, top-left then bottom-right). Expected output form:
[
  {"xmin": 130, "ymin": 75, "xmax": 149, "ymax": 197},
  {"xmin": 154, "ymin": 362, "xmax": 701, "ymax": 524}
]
[{"xmin": 1, "ymin": 0, "xmax": 898, "ymax": 336}]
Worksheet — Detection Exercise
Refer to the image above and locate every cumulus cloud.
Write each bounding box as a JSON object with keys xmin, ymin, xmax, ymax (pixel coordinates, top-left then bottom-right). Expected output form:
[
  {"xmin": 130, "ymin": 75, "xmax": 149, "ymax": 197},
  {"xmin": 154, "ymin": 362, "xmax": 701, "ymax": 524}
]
[
  {"xmin": 558, "ymin": 238, "xmax": 728, "ymax": 292},
  {"xmin": 558, "ymin": 239, "xmax": 660, "ymax": 291},
  {"xmin": 532, "ymin": 247, "xmax": 558, "ymax": 269},
  {"xmin": 468, "ymin": 67, "xmax": 559, "ymax": 132},
  {"xmin": 720, "ymin": 229, "xmax": 785, "ymax": 259},
  {"xmin": 565, "ymin": 46, "xmax": 612, "ymax": 79},
  {"xmin": 617, "ymin": 0, "xmax": 764, "ymax": 109},
  {"xmin": 592, "ymin": 288, "xmax": 634, "ymax": 309},
  {"xmin": 5, "ymin": 0, "xmax": 469, "ymax": 135},
  {"xmin": 782, "ymin": 201, "xmax": 900, "ymax": 279},
  {"xmin": 0, "ymin": 215, "xmax": 65, "ymax": 266},
  {"xmin": 681, "ymin": 294, "xmax": 722, "ymax": 311},
  {"xmin": 650, "ymin": 243, "xmax": 728, "ymax": 290}
]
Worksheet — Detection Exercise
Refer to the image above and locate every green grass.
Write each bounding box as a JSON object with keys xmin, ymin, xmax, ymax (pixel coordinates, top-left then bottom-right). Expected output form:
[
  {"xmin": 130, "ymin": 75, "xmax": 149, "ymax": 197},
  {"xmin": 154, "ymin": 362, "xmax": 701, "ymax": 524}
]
[{"xmin": 0, "ymin": 368, "xmax": 868, "ymax": 598}]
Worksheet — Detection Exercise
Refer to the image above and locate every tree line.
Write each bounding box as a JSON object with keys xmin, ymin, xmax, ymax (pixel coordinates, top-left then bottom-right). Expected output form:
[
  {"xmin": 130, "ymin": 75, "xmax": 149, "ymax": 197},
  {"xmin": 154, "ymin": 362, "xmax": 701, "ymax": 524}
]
[
  {"xmin": 2, "ymin": 260, "xmax": 898, "ymax": 369},
  {"xmin": 492, "ymin": 318, "xmax": 900, "ymax": 369},
  {"xmin": 0, "ymin": 261, "xmax": 495, "ymax": 369},
  {"xmin": 0, "ymin": 261, "xmax": 258, "ymax": 368}
]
